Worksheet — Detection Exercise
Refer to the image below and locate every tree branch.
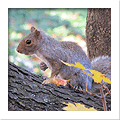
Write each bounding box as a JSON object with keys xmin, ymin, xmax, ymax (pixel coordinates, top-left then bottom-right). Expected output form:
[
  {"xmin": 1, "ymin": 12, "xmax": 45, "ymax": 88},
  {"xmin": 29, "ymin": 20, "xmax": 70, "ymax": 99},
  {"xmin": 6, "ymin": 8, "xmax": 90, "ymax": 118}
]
[{"xmin": 8, "ymin": 62, "xmax": 111, "ymax": 111}]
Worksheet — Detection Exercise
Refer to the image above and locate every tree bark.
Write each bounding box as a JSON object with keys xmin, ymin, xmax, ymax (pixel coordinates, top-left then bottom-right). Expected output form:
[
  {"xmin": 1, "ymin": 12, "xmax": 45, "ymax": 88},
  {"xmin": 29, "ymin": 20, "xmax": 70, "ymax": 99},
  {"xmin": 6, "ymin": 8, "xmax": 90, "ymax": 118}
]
[
  {"xmin": 86, "ymin": 8, "xmax": 111, "ymax": 61},
  {"xmin": 8, "ymin": 62, "xmax": 111, "ymax": 111}
]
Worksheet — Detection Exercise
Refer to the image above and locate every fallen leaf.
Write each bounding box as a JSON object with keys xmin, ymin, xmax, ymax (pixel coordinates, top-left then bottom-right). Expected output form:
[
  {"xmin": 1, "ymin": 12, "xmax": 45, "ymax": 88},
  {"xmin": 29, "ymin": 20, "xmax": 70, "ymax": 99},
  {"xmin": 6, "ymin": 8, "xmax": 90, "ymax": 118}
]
[
  {"xmin": 63, "ymin": 102, "xmax": 97, "ymax": 111},
  {"xmin": 42, "ymin": 77, "xmax": 69, "ymax": 86}
]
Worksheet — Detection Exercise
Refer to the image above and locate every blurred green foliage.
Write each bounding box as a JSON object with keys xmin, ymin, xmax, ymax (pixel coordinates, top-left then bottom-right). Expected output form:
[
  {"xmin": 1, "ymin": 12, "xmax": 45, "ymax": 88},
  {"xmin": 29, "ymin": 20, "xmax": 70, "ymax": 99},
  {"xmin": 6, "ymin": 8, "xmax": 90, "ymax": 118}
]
[{"xmin": 8, "ymin": 8, "xmax": 87, "ymax": 75}]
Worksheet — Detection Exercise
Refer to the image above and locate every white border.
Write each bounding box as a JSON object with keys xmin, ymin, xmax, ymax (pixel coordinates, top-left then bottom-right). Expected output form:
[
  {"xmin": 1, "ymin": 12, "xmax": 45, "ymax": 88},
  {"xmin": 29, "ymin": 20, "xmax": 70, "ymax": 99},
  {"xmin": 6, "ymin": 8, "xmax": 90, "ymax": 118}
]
[{"xmin": 0, "ymin": 0, "xmax": 119, "ymax": 119}]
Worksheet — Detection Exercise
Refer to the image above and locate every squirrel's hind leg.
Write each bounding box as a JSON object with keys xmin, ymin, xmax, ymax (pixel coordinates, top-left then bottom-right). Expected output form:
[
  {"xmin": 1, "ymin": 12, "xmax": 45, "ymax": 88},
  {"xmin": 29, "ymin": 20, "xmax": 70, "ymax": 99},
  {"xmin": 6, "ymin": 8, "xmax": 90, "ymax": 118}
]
[{"xmin": 69, "ymin": 70, "xmax": 93, "ymax": 91}]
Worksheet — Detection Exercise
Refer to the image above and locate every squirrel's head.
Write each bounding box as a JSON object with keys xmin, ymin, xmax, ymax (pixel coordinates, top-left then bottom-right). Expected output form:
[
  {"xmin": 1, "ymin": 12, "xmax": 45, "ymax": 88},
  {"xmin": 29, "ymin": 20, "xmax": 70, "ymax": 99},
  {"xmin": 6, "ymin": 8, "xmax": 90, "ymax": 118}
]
[{"xmin": 16, "ymin": 26, "xmax": 42, "ymax": 55}]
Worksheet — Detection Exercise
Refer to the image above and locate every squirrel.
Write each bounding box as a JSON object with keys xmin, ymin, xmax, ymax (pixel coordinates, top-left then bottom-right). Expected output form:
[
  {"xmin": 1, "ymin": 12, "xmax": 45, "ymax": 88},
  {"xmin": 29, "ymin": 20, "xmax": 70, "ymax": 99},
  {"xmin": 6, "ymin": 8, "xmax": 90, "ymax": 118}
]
[{"xmin": 16, "ymin": 26, "xmax": 111, "ymax": 92}]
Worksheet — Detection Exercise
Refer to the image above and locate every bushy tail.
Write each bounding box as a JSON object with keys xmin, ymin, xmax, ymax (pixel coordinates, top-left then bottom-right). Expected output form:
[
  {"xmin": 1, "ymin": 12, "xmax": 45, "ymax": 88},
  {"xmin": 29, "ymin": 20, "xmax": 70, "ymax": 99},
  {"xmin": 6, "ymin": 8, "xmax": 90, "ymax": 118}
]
[
  {"xmin": 91, "ymin": 56, "xmax": 111, "ymax": 93},
  {"xmin": 91, "ymin": 56, "xmax": 111, "ymax": 80}
]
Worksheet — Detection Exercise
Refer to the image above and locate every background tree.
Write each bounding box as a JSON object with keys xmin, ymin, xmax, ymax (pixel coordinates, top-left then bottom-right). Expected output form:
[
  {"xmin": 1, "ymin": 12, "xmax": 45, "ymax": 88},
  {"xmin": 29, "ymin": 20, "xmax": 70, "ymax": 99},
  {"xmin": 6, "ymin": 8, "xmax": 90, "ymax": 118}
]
[{"xmin": 86, "ymin": 8, "xmax": 111, "ymax": 61}]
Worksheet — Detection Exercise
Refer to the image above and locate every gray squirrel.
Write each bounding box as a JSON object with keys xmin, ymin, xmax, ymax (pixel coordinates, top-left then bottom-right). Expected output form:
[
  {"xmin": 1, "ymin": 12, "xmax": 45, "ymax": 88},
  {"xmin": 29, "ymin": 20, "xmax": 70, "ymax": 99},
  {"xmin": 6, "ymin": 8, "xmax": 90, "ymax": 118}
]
[{"xmin": 16, "ymin": 26, "xmax": 111, "ymax": 91}]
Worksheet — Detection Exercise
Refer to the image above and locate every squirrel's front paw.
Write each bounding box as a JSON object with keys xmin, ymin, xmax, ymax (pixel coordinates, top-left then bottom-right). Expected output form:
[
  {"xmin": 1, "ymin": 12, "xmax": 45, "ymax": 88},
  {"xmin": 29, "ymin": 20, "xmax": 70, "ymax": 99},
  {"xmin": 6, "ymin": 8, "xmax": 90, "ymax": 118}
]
[{"xmin": 39, "ymin": 62, "xmax": 48, "ymax": 71}]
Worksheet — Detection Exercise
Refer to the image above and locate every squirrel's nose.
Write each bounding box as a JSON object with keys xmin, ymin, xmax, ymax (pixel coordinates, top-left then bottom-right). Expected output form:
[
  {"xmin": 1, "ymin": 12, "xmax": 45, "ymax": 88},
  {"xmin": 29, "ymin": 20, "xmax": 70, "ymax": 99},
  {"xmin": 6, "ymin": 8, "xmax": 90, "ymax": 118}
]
[{"xmin": 16, "ymin": 47, "xmax": 19, "ymax": 53}]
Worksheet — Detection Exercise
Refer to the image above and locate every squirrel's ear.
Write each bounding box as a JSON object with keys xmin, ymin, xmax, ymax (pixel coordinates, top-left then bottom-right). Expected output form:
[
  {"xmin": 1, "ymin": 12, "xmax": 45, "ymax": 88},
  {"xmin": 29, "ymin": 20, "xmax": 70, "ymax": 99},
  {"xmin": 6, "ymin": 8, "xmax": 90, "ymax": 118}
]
[
  {"xmin": 34, "ymin": 29, "xmax": 40, "ymax": 36},
  {"xmin": 31, "ymin": 26, "xmax": 36, "ymax": 32}
]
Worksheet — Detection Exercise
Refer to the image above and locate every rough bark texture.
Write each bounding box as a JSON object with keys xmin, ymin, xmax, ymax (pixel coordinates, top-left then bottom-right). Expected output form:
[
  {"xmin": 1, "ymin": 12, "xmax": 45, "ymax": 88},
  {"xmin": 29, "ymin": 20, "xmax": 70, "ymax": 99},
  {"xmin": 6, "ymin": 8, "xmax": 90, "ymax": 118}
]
[
  {"xmin": 8, "ymin": 62, "xmax": 111, "ymax": 111},
  {"xmin": 86, "ymin": 8, "xmax": 111, "ymax": 61}
]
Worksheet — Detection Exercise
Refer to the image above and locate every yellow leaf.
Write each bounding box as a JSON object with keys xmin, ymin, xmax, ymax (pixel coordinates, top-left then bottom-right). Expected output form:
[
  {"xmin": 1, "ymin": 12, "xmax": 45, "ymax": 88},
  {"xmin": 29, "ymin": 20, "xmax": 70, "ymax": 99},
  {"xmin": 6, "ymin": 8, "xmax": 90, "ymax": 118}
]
[
  {"xmin": 63, "ymin": 102, "xmax": 97, "ymax": 111},
  {"xmin": 60, "ymin": 60, "xmax": 85, "ymax": 70},
  {"xmin": 102, "ymin": 76, "xmax": 111, "ymax": 84},
  {"xmin": 71, "ymin": 62, "xmax": 86, "ymax": 70},
  {"xmin": 60, "ymin": 60, "xmax": 111, "ymax": 84},
  {"xmin": 57, "ymin": 79, "xmax": 69, "ymax": 86},
  {"xmin": 41, "ymin": 78, "xmax": 53, "ymax": 85},
  {"xmin": 59, "ymin": 60, "xmax": 71, "ymax": 66},
  {"xmin": 41, "ymin": 77, "xmax": 69, "ymax": 86},
  {"xmin": 90, "ymin": 70, "xmax": 103, "ymax": 83},
  {"xmin": 90, "ymin": 70, "xmax": 111, "ymax": 84}
]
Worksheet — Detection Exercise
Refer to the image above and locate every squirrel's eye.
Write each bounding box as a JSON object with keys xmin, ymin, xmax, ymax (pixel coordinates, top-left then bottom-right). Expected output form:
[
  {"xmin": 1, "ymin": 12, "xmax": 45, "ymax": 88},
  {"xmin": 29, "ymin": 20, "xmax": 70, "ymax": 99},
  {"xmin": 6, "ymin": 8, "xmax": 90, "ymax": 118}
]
[{"xmin": 26, "ymin": 40, "xmax": 31, "ymax": 44}]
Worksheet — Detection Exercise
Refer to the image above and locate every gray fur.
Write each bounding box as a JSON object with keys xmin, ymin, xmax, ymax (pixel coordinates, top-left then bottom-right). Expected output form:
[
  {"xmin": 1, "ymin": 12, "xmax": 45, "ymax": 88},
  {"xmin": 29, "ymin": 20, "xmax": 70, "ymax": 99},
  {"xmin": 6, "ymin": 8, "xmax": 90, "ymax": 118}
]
[{"xmin": 17, "ymin": 27, "xmax": 93, "ymax": 91}]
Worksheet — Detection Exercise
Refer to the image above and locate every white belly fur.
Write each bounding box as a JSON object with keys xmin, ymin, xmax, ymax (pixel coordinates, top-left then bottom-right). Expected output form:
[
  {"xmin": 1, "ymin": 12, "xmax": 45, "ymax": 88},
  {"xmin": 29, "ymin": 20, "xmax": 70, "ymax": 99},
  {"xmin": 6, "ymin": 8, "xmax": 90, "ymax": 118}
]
[{"xmin": 35, "ymin": 51, "xmax": 52, "ymax": 71}]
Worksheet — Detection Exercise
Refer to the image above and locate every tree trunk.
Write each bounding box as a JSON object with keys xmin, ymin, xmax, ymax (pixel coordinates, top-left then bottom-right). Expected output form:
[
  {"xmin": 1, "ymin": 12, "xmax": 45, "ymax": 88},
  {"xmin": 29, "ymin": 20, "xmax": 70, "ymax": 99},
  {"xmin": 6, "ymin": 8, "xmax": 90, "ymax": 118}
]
[
  {"xmin": 8, "ymin": 62, "xmax": 111, "ymax": 111},
  {"xmin": 86, "ymin": 8, "xmax": 111, "ymax": 61}
]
